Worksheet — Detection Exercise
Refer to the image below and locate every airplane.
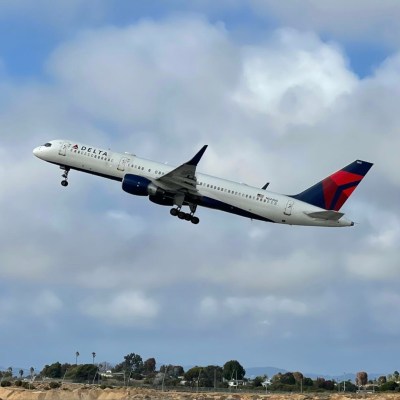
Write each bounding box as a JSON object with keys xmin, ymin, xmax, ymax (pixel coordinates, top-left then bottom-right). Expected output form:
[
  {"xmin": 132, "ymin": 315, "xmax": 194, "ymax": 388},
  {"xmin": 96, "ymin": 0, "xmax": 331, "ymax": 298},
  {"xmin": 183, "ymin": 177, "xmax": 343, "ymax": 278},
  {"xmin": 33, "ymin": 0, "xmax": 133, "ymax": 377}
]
[{"xmin": 33, "ymin": 140, "xmax": 373, "ymax": 227}]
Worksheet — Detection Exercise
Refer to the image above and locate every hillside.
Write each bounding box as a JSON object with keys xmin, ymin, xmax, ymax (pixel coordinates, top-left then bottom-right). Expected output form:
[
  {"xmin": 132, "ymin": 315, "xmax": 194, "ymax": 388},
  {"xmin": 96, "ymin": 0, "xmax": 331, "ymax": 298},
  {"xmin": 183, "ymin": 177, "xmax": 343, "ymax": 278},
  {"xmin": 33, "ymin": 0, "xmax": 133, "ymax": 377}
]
[{"xmin": 0, "ymin": 386, "xmax": 400, "ymax": 400}]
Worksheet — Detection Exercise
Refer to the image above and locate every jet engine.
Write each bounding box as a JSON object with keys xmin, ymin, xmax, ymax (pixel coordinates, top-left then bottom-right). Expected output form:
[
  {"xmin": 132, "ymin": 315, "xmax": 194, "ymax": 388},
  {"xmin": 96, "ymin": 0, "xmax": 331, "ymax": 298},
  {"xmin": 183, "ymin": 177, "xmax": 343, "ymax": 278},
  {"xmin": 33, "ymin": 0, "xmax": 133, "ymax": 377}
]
[
  {"xmin": 122, "ymin": 174, "xmax": 164, "ymax": 197},
  {"xmin": 149, "ymin": 195, "xmax": 174, "ymax": 206}
]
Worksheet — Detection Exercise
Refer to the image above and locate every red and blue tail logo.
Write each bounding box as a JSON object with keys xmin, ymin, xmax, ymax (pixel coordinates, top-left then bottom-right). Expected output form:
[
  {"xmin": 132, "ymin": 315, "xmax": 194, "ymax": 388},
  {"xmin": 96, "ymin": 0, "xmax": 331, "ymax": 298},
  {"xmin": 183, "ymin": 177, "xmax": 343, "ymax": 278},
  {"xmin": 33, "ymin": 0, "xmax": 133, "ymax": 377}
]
[{"xmin": 292, "ymin": 160, "xmax": 373, "ymax": 211}]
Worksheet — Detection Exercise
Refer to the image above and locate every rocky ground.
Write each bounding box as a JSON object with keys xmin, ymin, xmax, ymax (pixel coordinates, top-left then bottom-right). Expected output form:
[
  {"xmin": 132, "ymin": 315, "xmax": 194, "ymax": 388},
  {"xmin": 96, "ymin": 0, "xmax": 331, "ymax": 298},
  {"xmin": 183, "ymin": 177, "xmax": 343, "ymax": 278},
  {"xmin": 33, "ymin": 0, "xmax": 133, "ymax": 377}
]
[{"xmin": 0, "ymin": 386, "xmax": 400, "ymax": 400}]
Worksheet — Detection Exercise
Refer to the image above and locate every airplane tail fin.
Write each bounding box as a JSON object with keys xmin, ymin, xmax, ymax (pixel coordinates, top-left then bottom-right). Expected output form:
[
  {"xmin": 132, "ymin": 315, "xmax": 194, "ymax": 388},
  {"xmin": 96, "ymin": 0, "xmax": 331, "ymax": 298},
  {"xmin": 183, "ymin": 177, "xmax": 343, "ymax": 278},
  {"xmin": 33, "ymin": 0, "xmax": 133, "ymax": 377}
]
[{"xmin": 291, "ymin": 160, "xmax": 373, "ymax": 211}]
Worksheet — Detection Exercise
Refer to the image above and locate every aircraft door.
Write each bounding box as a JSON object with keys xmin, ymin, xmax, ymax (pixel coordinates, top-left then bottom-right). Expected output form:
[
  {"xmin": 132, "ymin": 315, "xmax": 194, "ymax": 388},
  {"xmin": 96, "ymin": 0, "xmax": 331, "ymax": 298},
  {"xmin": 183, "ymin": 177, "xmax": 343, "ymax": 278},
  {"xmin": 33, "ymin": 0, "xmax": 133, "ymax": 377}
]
[
  {"xmin": 117, "ymin": 157, "xmax": 130, "ymax": 171},
  {"xmin": 284, "ymin": 200, "xmax": 294, "ymax": 216},
  {"xmin": 58, "ymin": 142, "xmax": 69, "ymax": 156}
]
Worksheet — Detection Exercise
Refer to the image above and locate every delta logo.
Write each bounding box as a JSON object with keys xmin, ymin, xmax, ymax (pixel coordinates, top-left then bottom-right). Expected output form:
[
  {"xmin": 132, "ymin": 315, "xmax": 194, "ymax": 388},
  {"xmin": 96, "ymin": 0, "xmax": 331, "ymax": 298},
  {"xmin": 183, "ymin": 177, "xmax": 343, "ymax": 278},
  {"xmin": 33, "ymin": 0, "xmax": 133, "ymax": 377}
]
[{"xmin": 71, "ymin": 144, "xmax": 108, "ymax": 156}]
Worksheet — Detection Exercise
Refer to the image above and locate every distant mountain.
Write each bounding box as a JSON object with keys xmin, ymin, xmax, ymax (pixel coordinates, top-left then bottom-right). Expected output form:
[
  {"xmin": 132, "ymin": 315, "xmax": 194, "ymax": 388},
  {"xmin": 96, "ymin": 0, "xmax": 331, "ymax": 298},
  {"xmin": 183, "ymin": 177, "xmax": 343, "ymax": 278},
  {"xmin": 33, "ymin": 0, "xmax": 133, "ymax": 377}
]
[
  {"xmin": 245, "ymin": 366, "xmax": 287, "ymax": 378},
  {"xmin": 304, "ymin": 372, "xmax": 355, "ymax": 381},
  {"xmin": 245, "ymin": 368, "xmax": 386, "ymax": 382}
]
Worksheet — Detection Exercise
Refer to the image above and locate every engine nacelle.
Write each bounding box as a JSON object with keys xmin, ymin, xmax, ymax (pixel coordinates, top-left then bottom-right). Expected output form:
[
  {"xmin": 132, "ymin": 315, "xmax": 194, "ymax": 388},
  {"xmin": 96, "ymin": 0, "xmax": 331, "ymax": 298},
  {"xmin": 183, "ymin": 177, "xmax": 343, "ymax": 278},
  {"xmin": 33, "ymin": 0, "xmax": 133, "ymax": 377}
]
[
  {"xmin": 149, "ymin": 195, "xmax": 174, "ymax": 206},
  {"xmin": 122, "ymin": 174, "xmax": 166, "ymax": 199},
  {"xmin": 122, "ymin": 174, "xmax": 152, "ymax": 196}
]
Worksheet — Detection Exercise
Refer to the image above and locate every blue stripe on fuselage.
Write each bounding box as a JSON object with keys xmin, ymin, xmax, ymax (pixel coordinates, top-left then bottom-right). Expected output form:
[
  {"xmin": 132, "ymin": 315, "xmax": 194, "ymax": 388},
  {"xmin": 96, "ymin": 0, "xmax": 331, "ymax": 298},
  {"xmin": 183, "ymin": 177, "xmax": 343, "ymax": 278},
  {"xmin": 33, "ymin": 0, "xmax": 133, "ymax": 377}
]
[{"xmin": 199, "ymin": 196, "xmax": 275, "ymax": 223}]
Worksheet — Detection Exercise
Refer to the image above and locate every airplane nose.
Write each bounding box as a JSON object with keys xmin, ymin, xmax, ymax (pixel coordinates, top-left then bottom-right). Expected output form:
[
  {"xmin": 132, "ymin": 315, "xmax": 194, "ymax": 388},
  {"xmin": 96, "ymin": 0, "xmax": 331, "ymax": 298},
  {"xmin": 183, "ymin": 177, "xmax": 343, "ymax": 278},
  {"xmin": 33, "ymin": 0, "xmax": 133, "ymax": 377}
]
[{"xmin": 33, "ymin": 146, "xmax": 41, "ymax": 157}]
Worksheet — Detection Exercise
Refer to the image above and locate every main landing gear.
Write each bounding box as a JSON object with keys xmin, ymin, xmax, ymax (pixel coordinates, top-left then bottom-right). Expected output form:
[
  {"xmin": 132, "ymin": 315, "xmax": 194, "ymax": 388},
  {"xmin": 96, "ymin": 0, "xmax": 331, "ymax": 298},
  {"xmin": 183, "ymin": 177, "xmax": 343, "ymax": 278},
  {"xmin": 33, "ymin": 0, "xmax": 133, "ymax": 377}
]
[
  {"xmin": 60, "ymin": 167, "xmax": 70, "ymax": 187},
  {"xmin": 170, "ymin": 207, "xmax": 200, "ymax": 224}
]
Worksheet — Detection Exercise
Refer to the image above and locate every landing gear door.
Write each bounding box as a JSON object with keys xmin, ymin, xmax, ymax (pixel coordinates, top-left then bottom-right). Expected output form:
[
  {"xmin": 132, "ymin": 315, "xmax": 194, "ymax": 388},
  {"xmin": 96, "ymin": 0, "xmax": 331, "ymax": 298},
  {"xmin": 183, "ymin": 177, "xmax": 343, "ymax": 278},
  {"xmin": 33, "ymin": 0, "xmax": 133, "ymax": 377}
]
[
  {"xmin": 117, "ymin": 157, "xmax": 130, "ymax": 171},
  {"xmin": 284, "ymin": 200, "xmax": 294, "ymax": 216},
  {"xmin": 58, "ymin": 142, "xmax": 69, "ymax": 156}
]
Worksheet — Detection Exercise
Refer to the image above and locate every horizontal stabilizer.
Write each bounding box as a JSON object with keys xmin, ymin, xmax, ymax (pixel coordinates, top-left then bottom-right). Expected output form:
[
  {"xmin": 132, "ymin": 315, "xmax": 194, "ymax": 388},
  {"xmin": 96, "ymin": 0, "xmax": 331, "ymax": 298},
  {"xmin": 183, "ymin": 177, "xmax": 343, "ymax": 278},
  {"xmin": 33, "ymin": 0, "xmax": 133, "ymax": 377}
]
[{"xmin": 305, "ymin": 210, "xmax": 345, "ymax": 221}]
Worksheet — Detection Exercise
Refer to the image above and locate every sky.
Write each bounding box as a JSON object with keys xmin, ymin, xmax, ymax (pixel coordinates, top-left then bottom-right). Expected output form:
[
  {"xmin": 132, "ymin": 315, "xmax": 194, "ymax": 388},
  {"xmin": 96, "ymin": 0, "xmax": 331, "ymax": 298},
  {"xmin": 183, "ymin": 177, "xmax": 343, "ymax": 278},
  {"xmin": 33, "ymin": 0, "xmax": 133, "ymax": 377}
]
[{"xmin": 0, "ymin": 0, "xmax": 400, "ymax": 377}]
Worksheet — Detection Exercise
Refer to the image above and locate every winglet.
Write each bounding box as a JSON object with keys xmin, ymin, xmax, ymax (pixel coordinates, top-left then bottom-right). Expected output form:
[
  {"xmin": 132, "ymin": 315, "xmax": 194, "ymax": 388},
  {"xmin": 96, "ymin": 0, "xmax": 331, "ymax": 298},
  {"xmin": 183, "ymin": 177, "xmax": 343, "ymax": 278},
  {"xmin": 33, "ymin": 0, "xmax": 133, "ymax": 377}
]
[{"xmin": 187, "ymin": 145, "xmax": 208, "ymax": 166}]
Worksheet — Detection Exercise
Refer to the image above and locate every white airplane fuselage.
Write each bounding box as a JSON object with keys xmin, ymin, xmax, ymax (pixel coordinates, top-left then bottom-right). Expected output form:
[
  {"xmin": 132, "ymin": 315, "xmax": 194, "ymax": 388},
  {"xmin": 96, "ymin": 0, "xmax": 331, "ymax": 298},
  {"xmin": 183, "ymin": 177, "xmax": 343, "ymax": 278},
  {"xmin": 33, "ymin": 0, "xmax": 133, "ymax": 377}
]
[{"xmin": 33, "ymin": 140, "xmax": 369, "ymax": 227}]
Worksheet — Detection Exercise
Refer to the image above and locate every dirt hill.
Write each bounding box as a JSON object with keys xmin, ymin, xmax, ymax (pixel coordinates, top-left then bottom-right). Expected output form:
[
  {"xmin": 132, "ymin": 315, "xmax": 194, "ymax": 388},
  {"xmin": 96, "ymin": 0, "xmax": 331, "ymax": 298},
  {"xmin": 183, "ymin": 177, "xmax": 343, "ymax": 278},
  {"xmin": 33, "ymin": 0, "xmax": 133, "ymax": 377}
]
[{"xmin": 0, "ymin": 386, "xmax": 400, "ymax": 400}]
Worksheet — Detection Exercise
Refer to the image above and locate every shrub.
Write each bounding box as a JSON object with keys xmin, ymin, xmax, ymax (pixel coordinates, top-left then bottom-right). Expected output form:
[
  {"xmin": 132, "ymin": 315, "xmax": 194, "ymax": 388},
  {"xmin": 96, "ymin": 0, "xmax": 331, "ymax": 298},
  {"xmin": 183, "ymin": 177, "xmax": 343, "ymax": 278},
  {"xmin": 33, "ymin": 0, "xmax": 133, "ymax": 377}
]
[
  {"xmin": 0, "ymin": 380, "xmax": 11, "ymax": 387},
  {"xmin": 380, "ymin": 381, "xmax": 399, "ymax": 391},
  {"xmin": 14, "ymin": 380, "xmax": 22, "ymax": 387},
  {"xmin": 100, "ymin": 384, "xmax": 114, "ymax": 389},
  {"xmin": 49, "ymin": 381, "xmax": 61, "ymax": 389},
  {"xmin": 20, "ymin": 382, "xmax": 36, "ymax": 390}
]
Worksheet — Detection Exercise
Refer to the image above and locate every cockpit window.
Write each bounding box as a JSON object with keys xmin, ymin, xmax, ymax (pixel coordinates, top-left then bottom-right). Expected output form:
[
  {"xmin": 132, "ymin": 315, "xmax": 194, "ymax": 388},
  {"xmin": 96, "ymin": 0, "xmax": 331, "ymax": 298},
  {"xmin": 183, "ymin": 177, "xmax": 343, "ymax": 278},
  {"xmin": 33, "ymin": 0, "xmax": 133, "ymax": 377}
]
[{"xmin": 43, "ymin": 143, "xmax": 52, "ymax": 147}]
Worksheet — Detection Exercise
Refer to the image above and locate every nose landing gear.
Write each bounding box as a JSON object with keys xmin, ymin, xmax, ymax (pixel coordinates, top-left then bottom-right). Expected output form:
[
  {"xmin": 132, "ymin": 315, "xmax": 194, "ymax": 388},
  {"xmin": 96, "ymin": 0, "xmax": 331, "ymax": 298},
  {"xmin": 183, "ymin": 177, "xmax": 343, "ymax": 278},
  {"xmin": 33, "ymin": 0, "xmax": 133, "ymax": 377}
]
[{"xmin": 60, "ymin": 167, "xmax": 70, "ymax": 187}]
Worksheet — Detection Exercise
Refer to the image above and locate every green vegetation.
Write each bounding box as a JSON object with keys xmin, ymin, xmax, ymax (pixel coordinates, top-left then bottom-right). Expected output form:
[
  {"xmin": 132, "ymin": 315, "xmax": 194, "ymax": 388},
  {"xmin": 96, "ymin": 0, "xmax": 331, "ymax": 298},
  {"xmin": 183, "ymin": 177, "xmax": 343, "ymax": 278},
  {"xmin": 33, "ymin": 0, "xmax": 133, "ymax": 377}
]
[
  {"xmin": 222, "ymin": 360, "xmax": 245, "ymax": 381},
  {"xmin": 184, "ymin": 365, "xmax": 224, "ymax": 388},
  {"xmin": 41, "ymin": 362, "xmax": 71, "ymax": 379},
  {"xmin": 1, "ymin": 356, "xmax": 399, "ymax": 394},
  {"xmin": 49, "ymin": 381, "xmax": 61, "ymax": 389},
  {"xmin": 379, "ymin": 381, "xmax": 399, "ymax": 391},
  {"xmin": 64, "ymin": 364, "xmax": 98, "ymax": 383},
  {"xmin": 113, "ymin": 352, "xmax": 143, "ymax": 381}
]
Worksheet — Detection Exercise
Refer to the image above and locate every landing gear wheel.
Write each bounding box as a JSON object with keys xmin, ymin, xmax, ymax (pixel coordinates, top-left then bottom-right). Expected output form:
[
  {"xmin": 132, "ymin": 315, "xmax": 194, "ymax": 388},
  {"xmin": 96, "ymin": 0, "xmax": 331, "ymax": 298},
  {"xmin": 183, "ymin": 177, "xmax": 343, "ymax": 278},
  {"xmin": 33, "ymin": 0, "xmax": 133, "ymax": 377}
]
[
  {"xmin": 170, "ymin": 205, "xmax": 199, "ymax": 224},
  {"xmin": 60, "ymin": 167, "xmax": 70, "ymax": 187},
  {"xmin": 191, "ymin": 216, "xmax": 200, "ymax": 224}
]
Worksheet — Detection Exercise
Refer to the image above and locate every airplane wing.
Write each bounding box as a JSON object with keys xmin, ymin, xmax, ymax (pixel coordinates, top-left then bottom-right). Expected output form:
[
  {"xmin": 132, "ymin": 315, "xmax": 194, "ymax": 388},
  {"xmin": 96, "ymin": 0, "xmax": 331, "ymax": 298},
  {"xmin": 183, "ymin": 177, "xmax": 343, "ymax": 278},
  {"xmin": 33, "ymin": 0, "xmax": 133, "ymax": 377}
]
[
  {"xmin": 155, "ymin": 145, "xmax": 208, "ymax": 193},
  {"xmin": 305, "ymin": 210, "xmax": 345, "ymax": 221}
]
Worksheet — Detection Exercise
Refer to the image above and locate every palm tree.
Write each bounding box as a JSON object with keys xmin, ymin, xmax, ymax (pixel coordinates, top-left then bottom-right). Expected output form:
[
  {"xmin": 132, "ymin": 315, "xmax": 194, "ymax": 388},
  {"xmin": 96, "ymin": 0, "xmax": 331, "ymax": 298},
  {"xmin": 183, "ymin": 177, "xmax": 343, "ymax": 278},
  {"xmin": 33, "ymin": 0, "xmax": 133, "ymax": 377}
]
[
  {"xmin": 7, "ymin": 367, "xmax": 12, "ymax": 377},
  {"xmin": 30, "ymin": 367, "xmax": 34, "ymax": 378},
  {"xmin": 92, "ymin": 352, "xmax": 96, "ymax": 365},
  {"xmin": 19, "ymin": 369, "xmax": 24, "ymax": 379},
  {"xmin": 75, "ymin": 351, "xmax": 80, "ymax": 365}
]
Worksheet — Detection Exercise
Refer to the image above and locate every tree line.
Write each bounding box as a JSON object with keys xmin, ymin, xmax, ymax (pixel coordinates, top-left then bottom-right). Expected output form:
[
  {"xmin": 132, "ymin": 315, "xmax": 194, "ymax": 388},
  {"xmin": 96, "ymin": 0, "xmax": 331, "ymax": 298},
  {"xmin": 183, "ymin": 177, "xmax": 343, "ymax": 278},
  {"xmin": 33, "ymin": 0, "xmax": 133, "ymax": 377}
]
[{"xmin": 1, "ymin": 354, "xmax": 400, "ymax": 393}]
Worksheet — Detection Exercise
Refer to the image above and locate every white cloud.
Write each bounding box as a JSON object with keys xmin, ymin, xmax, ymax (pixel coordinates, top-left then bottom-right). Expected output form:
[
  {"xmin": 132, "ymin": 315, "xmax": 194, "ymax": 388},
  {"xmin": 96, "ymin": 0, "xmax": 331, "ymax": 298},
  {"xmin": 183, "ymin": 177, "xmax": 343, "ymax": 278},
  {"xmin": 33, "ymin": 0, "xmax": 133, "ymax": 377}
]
[
  {"xmin": 31, "ymin": 291, "xmax": 63, "ymax": 316},
  {"xmin": 199, "ymin": 296, "xmax": 219, "ymax": 318},
  {"xmin": 345, "ymin": 220, "xmax": 400, "ymax": 281},
  {"xmin": 0, "ymin": 13, "xmax": 399, "ymax": 373},
  {"xmin": 81, "ymin": 291, "xmax": 159, "ymax": 326},
  {"xmin": 45, "ymin": 17, "xmax": 238, "ymax": 143},
  {"xmin": 0, "ymin": 289, "xmax": 62, "ymax": 329},
  {"xmin": 224, "ymin": 295, "xmax": 309, "ymax": 317},
  {"xmin": 196, "ymin": 249, "xmax": 335, "ymax": 295},
  {"xmin": 369, "ymin": 291, "xmax": 400, "ymax": 335},
  {"xmin": 251, "ymin": 0, "xmax": 400, "ymax": 47},
  {"xmin": 234, "ymin": 29, "xmax": 357, "ymax": 127},
  {"xmin": 197, "ymin": 294, "xmax": 309, "ymax": 332}
]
